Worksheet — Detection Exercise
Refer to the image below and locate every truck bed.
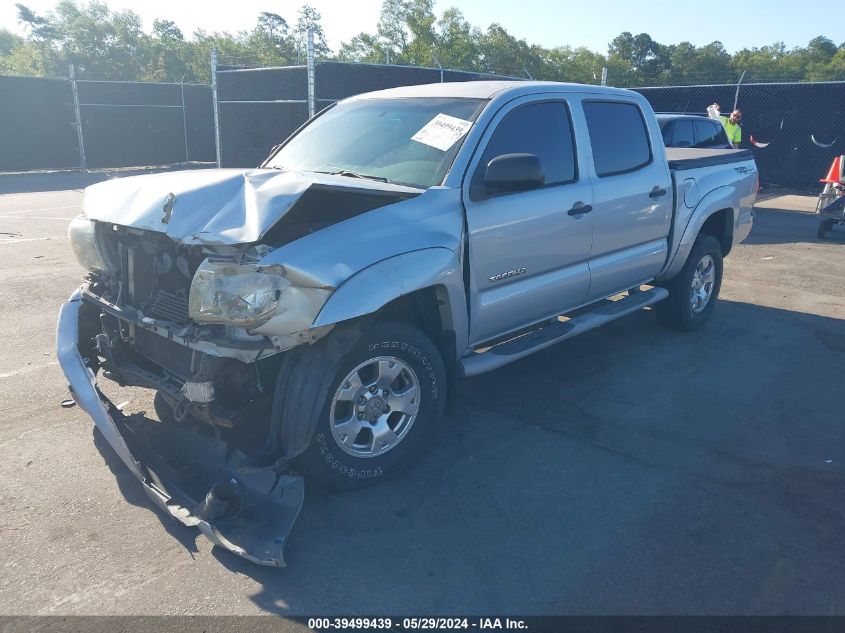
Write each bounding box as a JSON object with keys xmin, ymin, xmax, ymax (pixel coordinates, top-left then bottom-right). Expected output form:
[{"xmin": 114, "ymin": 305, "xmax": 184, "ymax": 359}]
[{"xmin": 666, "ymin": 147, "xmax": 754, "ymax": 171}]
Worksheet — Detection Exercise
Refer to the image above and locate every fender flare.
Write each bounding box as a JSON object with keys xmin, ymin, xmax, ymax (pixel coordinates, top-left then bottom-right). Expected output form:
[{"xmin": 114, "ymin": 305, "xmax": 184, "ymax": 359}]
[
  {"xmin": 658, "ymin": 186, "xmax": 736, "ymax": 281},
  {"xmin": 312, "ymin": 247, "xmax": 469, "ymax": 353}
]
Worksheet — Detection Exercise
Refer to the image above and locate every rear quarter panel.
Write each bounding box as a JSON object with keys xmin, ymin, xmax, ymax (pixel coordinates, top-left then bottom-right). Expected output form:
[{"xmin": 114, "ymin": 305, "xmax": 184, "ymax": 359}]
[{"xmin": 659, "ymin": 155, "xmax": 757, "ymax": 280}]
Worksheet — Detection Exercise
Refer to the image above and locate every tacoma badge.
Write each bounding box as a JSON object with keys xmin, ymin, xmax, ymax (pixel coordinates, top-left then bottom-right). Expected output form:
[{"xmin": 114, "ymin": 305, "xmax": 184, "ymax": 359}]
[{"xmin": 489, "ymin": 267, "xmax": 527, "ymax": 283}]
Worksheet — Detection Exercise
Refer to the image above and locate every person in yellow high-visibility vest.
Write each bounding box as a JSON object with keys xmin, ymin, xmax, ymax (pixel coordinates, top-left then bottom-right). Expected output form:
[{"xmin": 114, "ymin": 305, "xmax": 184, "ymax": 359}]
[{"xmin": 708, "ymin": 103, "xmax": 742, "ymax": 148}]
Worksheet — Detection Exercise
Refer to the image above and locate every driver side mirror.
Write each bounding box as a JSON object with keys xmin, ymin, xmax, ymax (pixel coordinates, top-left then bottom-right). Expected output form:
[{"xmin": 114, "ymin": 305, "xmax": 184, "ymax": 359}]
[{"xmin": 483, "ymin": 153, "xmax": 545, "ymax": 194}]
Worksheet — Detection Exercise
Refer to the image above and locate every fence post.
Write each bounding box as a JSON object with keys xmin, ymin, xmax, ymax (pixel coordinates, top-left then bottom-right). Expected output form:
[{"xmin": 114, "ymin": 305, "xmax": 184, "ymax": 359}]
[
  {"xmin": 733, "ymin": 70, "xmax": 746, "ymax": 112},
  {"xmin": 434, "ymin": 58, "xmax": 443, "ymax": 83},
  {"xmin": 306, "ymin": 29, "xmax": 316, "ymax": 119},
  {"xmin": 180, "ymin": 81, "xmax": 190, "ymax": 163},
  {"xmin": 601, "ymin": 67, "xmax": 608, "ymax": 86},
  {"xmin": 68, "ymin": 64, "xmax": 87, "ymax": 169},
  {"xmin": 210, "ymin": 48, "xmax": 222, "ymax": 167}
]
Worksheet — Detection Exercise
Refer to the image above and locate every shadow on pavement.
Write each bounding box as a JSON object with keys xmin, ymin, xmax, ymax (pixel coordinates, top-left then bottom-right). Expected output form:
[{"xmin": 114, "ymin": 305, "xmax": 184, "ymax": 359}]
[
  {"xmin": 93, "ymin": 426, "xmax": 201, "ymax": 559},
  {"xmin": 745, "ymin": 207, "xmax": 845, "ymax": 245},
  {"xmin": 97, "ymin": 298, "xmax": 845, "ymax": 615}
]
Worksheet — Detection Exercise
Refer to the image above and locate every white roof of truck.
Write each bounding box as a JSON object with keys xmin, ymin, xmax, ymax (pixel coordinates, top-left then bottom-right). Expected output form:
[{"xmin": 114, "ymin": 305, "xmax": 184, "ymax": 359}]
[{"xmin": 345, "ymin": 80, "xmax": 639, "ymax": 101}]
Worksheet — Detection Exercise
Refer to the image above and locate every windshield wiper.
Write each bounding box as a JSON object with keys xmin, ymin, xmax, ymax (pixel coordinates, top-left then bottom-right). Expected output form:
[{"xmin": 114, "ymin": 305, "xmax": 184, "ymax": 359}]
[{"xmin": 324, "ymin": 169, "xmax": 390, "ymax": 183}]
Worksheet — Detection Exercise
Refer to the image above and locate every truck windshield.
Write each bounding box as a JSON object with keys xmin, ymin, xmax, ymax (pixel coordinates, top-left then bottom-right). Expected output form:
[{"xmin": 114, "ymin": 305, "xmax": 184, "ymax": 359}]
[{"xmin": 266, "ymin": 97, "xmax": 487, "ymax": 189}]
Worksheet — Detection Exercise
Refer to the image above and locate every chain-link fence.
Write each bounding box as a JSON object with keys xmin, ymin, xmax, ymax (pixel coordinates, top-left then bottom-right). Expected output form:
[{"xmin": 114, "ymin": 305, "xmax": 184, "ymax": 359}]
[
  {"xmin": 0, "ymin": 71, "xmax": 215, "ymax": 172},
  {"xmin": 212, "ymin": 38, "xmax": 523, "ymax": 168},
  {"xmin": 632, "ymin": 80, "xmax": 845, "ymax": 187},
  {"xmin": 6, "ymin": 46, "xmax": 840, "ymax": 189}
]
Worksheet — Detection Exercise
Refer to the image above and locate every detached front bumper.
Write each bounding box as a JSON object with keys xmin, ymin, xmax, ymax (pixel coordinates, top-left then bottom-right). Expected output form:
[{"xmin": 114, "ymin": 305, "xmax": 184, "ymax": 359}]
[{"xmin": 56, "ymin": 290, "xmax": 304, "ymax": 566}]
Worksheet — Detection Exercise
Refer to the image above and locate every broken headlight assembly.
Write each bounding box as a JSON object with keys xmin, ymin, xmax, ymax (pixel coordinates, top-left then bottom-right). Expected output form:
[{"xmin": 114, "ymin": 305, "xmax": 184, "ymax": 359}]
[
  {"xmin": 188, "ymin": 258, "xmax": 333, "ymax": 333},
  {"xmin": 67, "ymin": 215, "xmax": 118, "ymax": 274}
]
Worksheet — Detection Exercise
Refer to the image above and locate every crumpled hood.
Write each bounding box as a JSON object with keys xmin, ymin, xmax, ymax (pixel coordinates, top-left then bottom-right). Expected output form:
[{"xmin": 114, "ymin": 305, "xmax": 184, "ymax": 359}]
[{"xmin": 82, "ymin": 168, "xmax": 421, "ymax": 245}]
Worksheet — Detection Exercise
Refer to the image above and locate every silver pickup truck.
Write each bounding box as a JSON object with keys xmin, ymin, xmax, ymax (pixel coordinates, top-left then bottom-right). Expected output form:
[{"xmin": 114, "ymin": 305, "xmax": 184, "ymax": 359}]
[{"xmin": 57, "ymin": 81, "xmax": 757, "ymax": 565}]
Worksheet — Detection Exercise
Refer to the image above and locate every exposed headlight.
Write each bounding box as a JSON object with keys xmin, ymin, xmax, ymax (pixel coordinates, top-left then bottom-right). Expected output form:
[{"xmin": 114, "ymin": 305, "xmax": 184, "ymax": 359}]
[
  {"xmin": 189, "ymin": 259, "xmax": 290, "ymax": 328},
  {"xmin": 68, "ymin": 215, "xmax": 115, "ymax": 274}
]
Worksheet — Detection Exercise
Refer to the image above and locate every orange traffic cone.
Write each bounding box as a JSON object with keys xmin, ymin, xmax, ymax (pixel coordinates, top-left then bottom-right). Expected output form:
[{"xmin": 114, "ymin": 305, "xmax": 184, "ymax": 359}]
[{"xmin": 820, "ymin": 155, "xmax": 843, "ymax": 183}]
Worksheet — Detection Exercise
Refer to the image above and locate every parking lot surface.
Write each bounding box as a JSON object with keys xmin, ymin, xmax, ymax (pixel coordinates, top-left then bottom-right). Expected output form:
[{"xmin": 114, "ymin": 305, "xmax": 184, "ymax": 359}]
[{"xmin": 0, "ymin": 173, "xmax": 843, "ymax": 616}]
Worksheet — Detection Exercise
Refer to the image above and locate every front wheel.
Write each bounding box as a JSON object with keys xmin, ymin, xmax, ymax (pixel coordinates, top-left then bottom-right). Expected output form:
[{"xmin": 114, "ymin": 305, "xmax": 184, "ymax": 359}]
[
  {"xmin": 818, "ymin": 218, "xmax": 834, "ymax": 239},
  {"xmin": 656, "ymin": 234, "xmax": 724, "ymax": 331},
  {"xmin": 293, "ymin": 322, "xmax": 447, "ymax": 489}
]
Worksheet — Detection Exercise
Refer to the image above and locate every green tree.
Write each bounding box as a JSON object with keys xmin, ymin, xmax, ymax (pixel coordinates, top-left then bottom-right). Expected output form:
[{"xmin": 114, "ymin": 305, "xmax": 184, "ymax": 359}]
[
  {"xmin": 247, "ymin": 12, "xmax": 296, "ymax": 64},
  {"xmin": 404, "ymin": 0, "xmax": 436, "ymax": 65},
  {"xmin": 376, "ymin": 0, "xmax": 410, "ymax": 61},
  {"xmin": 608, "ymin": 31, "xmax": 671, "ymax": 86},
  {"xmin": 667, "ymin": 41, "xmax": 733, "ymax": 85},
  {"xmin": 540, "ymin": 46, "xmax": 605, "ymax": 84},
  {"xmin": 0, "ymin": 29, "xmax": 23, "ymax": 56},
  {"xmin": 476, "ymin": 23, "xmax": 540, "ymax": 77},
  {"xmin": 294, "ymin": 5, "xmax": 330, "ymax": 61},
  {"xmin": 143, "ymin": 19, "xmax": 187, "ymax": 81},
  {"xmin": 732, "ymin": 42, "xmax": 803, "ymax": 81},
  {"xmin": 14, "ymin": 1, "xmax": 149, "ymax": 78},
  {"xmin": 337, "ymin": 33, "xmax": 385, "ymax": 63},
  {"xmin": 433, "ymin": 8, "xmax": 479, "ymax": 71}
]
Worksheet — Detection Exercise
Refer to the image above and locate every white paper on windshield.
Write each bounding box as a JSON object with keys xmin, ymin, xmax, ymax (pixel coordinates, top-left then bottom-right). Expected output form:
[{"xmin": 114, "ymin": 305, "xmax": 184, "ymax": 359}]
[{"xmin": 411, "ymin": 113, "xmax": 473, "ymax": 151}]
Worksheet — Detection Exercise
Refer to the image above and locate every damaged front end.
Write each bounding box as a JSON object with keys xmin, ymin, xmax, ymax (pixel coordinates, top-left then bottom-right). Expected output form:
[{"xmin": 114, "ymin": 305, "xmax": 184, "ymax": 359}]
[
  {"xmin": 57, "ymin": 167, "xmax": 444, "ymax": 565},
  {"xmin": 58, "ymin": 218, "xmax": 318, "ymax": 565},
  {"xmin": 58, "ymin": 291, "xmax": 305, "ymax": 566},
  {"xmin": 57, "ymin": 179, "xmax": 356, "ymax": 565}
]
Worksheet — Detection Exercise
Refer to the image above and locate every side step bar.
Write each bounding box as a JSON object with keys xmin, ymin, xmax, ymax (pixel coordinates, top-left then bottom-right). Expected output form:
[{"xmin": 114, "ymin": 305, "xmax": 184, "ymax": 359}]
[{"xmin": 459, "ymin": 286, "xmax": 669, "ymax": 377}]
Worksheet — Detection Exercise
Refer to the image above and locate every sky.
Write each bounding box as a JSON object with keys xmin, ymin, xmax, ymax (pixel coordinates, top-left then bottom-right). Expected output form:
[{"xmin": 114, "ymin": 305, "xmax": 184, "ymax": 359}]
[{"xmin": 0, "ymin": 0, "xmax": 824, "ymax": 55}]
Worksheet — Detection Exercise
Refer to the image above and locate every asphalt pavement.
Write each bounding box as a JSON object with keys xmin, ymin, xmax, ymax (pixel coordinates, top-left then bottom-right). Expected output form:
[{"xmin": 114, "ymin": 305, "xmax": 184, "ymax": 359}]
[{"xmin": 0, "ymin": 172, "xmax": 843, "ymax": 616}]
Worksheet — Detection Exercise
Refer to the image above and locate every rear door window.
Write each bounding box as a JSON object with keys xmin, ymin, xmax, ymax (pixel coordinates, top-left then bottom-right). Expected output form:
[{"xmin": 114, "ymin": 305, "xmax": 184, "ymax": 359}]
[
  {"xmin": 583, "ymin": 101, "xmax": 652, "ymax": 176},
  {"xmin": 670, "ymin": 120, "xmax": 695, "ymax": 147},
  {"xmin": 694, "ymin": 120, "xmax": 727, "ymax": 148},
  {"xmin": 661, "ymin": 122, "xmax": 674, "ymax": 146}
]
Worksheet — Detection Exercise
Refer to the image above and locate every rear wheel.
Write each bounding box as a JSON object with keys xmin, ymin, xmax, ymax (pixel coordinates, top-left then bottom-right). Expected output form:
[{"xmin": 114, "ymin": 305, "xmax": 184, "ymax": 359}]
[
  {"xmin": 291, "ymin": 322, "xmax": 447, "ymax": 489},
  {"xmin": 657, "ymin": 234, "xmax": 723, "ymax": 331}
]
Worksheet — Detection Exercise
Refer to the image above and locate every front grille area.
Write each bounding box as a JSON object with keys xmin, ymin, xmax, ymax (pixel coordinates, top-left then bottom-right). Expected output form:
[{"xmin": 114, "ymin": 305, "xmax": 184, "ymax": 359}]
[
  {"xmin": 133, "ymin": 327, "xmax": 195, "ymax": 380},
  {"xmin": 149, "ymin": 289, "xmax": 190, "ymax": 323},
  {"xmin": 121, "ymin": 240, "xmax": 200, "ymax": 325}
]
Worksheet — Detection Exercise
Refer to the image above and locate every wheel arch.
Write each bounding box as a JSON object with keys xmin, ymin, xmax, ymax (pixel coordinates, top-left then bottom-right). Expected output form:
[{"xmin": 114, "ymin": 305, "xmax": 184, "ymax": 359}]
[
  {"xmin": 657, "ymin": 185, "xmax": 736, "ymax": 282},
  {"xmin": 312, "ymin": 248, "xmax": 468, "ymax": 414}
]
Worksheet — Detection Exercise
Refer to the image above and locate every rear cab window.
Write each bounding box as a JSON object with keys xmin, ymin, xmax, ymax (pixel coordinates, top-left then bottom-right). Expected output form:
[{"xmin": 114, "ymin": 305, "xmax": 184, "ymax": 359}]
[
  {"xmin": 583, "ymin": 101, "xmax": 652, "ymax": 176},
  {"xmin": 471, "ymin": 100, "xmax": 577, "ymax": 200}
]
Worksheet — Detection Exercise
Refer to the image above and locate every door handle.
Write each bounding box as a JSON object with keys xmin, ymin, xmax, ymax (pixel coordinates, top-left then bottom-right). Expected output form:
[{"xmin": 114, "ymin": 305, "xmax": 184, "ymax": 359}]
[
  {"xmin": 649, "ymin": 186, "xmax": 668, "ymax": 199},
  {"xmin": 567, "ymin": 203, "xmax": 592, "ymax": 216}
]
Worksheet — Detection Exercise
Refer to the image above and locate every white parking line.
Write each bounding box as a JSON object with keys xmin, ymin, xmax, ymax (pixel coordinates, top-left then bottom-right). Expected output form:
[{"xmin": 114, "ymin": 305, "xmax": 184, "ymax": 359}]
[
  {"xmin": 0, "ymin": 236, "xmax": 67, "ymax": 244},
  {"xmin": 0, "ymin": 361, "xmax": 59, "ymax": 379},
  {"xmin": 0, "ymin": 215, "xmax": 73, "ymax": 220},
  {"xmin": 0, "ymin": 205, "xmax": 80, "ymax": 216}
]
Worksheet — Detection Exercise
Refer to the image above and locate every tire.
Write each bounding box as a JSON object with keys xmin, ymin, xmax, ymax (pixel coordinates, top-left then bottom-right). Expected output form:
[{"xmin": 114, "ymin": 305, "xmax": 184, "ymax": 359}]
[
  {"xmin": 818, "ymin": 218, "xmax": 834, "ymax": 239},
  {"xmin": 656, "ymin": 234, "xmax": 723, "ymax": 331},
  {"xmin": 292, "ymin": 322, "xmax": 447, "ymax": 489},
  {"xmin": 154, "ymin": 391, "xmax": 176, "ymax": 424}
]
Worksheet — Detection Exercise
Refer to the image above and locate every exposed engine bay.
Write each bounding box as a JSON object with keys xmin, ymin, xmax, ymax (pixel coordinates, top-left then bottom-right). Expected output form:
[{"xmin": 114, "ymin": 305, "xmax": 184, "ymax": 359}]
[
  {"xmin": 80, "ymin": 225, "xmax": 279, "ymax": 431},
  {"xmin": 77, "ymin": 181, "xmax": 416, "ymax": 431}
]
